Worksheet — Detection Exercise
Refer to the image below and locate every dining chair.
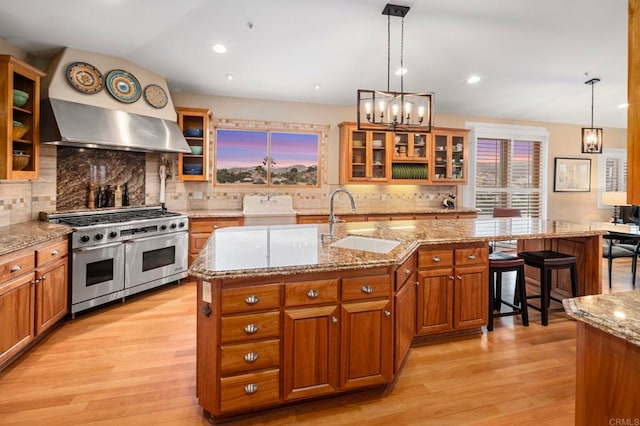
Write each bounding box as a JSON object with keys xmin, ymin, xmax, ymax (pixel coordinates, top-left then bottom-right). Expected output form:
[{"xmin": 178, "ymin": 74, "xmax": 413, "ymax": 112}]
[{"xmin": 602, "ymin": 234, "xmax": 638, "ymax": 289}]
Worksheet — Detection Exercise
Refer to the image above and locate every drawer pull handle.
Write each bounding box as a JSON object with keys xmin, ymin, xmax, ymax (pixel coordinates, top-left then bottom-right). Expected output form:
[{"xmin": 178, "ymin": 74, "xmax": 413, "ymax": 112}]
[
  {"xmin": 10, "ymin": 265, "xmax": 22, "ymax": 272},
  {"xmin": 51, "ymin": 249, "xmax": 59, "ymax": 256},
  {"xmin": 405, "ymin": 268, "xmax": 412, "ymax": 274},
  {"xmin": 332, "ymin": 316, "xmax": 338, "ymax": 324},
  {"xmin": 244, "ymin": 324, "xmax": 259, "ymax": 334},
  {"xmin": 468, "ymin": 254, "xmax": 476, "ymax": 260},
  {"xmin": 244, "ymin": 352, "xmax": 259, "ymax": 363},
  {"xmin": 307, "ymin": 289, "xmax": 319, "ymax": 298},
  {"xmin": 449, "ymin": 275, "xmax": 455, "ymax": 280},
  {"xmin": 361, "ymin": 285, "xmax": 374, "ymax": 294},
  {"xmin": 213, "ymin": 225, "xmax": 219, "ymax": 229},
  {"xmin": 244, "ymin": 383, "xmax": 258, "ymax": 395},
  {"xmin": 245, "ymin": 295, "xmax": 260, "ymax": 305},
  {"xmin": 384, "ymin": 310, "xmax": 391, "ymax": 317},
  {"xmin": 414, "ymin": 281, "xmax": 419, "ymax": 287},
  {"xmin": 457, "ymin": 275, "xmax": 463, "ymax": 280},
  {"xmin": 432, "ymin": 256, "xmax": 441, "ymax": 262}
]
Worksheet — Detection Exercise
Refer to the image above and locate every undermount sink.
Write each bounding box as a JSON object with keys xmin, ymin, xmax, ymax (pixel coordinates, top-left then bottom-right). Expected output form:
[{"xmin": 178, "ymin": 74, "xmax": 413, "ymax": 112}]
[{"xmin": 329, "ymin": 235, "xmax": 400, "ymax": 254}]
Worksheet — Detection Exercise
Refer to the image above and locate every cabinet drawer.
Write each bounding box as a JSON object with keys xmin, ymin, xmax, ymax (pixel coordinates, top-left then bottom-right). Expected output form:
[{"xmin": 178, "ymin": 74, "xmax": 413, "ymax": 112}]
[
  {"xmin": 220, "ymin": 369, "xmax": 280, "ymax": 413},
  {"xmin": 455, "ymin": 247, "xmax": 488, "ymax": 267},
  {"xmin": 342, "ymin": 274, "xmax": 391, "ymax": 301},
  {"xmin": 190, "ymin": 218, "xmax": 242, "ymax": 233},
  {"xmin": 222, "ymin": 283, "xmax": 281, "ymax": 314},
  {"xmin": 35, "ymin": 239, "xmax": 68, "ymax": 267},
  {"xmin": 395, "ymin": 255, "xmax": 416, "ymax": 290},
  {"xmin": 221, "ymin": 339, "xmax": 280, "ymax": 376},
  {"xmin": 418, "ymin": 250, "xmax": 453, "ymax": 269},
  {"xmin": 0, "ymin": 252, "xmax": 35, "ymax": 282},
  {"xmin": 285, "ymin": 279, "xmax": 338, "ymax": 307},
  {"xmin": 221, "ymin": 311, "xmax": 280, "ymax": 344}
]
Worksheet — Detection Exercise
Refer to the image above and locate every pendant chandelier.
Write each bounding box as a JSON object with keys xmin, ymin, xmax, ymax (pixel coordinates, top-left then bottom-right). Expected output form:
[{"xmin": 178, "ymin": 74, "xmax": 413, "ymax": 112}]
[
  {"xmin": 581, "ymin": 77, "xmax": 603, "ymax": 154},
  {"xmin": 357, "ymin": 3, "xmax": 433, "ymax": 133}
]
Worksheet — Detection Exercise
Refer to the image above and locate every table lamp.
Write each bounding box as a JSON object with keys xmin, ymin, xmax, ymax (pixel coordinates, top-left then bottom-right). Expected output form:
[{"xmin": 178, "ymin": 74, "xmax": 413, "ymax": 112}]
[{"xmin": 602, "ymin": 191, "xmax": 630, "ymax": 223}]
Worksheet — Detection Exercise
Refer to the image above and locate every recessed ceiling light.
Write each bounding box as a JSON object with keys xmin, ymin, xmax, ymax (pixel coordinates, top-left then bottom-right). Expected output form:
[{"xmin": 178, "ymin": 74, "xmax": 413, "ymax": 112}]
[
  {"xmin": 212, "ymin": 44, "xmax": 227, "ymax": 54},
  {"xmin": 225, "ymin": 73, "xmax": 233, "ymax": 80},
  {"xmin": 467, "ymin": 75, "xmax": 481, "ymax": 84},
  {"xmin": 395, "ymin": 68, "xmax": 407, "ymax": 76},
  {"xmin": 618, "ymin": 103, "xmax": 629, "ymax": 109},
  {"xmin": 314, "ymin": 84, "xmax": 321, "ymax": 90}
]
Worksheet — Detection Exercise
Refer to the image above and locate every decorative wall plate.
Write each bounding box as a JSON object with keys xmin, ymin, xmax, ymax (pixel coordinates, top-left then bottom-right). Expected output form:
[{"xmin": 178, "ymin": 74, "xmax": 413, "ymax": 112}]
[
  {"xmin": 105, "ymin": 69, "xmax": 142, "ymax": 103},
  {"xmin": 66, "ymin": 62, "xmax": 104, "ymax": 94},
  {"xmin": 143, "ymin": 84, "xmax": 168, "ymax": 108}
]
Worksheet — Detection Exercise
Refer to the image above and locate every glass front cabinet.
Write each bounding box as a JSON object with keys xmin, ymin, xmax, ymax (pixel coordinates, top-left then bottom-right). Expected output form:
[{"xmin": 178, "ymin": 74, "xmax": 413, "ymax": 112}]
[
  {"xmin": 431, "ymin": 128, "xmax": 468, "ymax": 183},
  {"xmin": 177, "ymin": 107, "xmax": 211, "ymax": 181},
  {"xmin": 390, "ymin": 132, "xmax": 430, "ymax": 183},
  {"xmin": 339, "ymin": 123, "xmax": 390, "ymax": 183}
]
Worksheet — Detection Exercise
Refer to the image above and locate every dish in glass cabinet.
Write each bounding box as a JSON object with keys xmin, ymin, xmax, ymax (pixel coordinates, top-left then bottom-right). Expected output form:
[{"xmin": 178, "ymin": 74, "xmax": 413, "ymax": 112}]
[
  {"xmin": 106, "ymin": 69, "xmax": 142, "ymax": 103},
  {"xmin": 66, "ymin": 62, "xmax": 104, "ymax": 94},
  {"xmin": 143, "ymin": 84, "xmax": 168, "ymax": 108}
]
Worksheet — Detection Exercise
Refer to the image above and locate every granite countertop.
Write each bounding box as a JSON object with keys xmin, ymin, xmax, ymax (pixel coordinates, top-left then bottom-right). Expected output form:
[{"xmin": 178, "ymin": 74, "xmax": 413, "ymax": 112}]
[
  {"xmin": 563, "ymin": 291, "xmax": 640, "ymax": 347},
  {"xmin": 182, "ymin": 206, "xmax": 478, "ymax": 218},
  {"xmin": 0, "ymin": 221, "xmax": 73, "ymax": 257},
  {"xmin": 189, "ymin": 218, "xmax": 608, "ymax": 281}
]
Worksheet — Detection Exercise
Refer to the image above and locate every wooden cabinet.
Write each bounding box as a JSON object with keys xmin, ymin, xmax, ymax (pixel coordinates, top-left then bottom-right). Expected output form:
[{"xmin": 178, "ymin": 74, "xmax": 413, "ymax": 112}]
[
  {"xmin": 432, "ymin": 128, "xmax": 469, "ymax": 183},
  {"xmin": 189, "ymin": 217, "xmax": 243, "ymax": 265},
  {"xmin": 394, "ymin": 254, "xmax": 416, "ymax": 372},
  {"xmin": 339, "ymin": 122, "xmax": 390, "ymax": 183},
  {"xmin": 416, "ymin": 244, "xmax": 488, "ymax": 335},
  {"xmin": 297, "ymin": 211, "xmax": 476, "ymax": 224},
  {"xmin": 390, "ymin": 131, "xmax": 430, "ymax": 183},
  {"xmin": 177, "ymin": 107, "xmax": 211, "ymax": 181},
  {"xmin": 0, "ymin": 55, "xmax": 46, "ymax": 180},
  {"xmin": 0, "ymin": 236, "xmax": 68, "ymax": 369}
]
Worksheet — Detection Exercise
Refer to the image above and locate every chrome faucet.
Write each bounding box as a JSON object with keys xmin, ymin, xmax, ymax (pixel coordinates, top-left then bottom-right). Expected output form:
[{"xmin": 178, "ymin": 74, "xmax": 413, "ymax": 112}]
[{"xmin": 322, "ymin": 189, "xmax": 356, "ymax": 242}]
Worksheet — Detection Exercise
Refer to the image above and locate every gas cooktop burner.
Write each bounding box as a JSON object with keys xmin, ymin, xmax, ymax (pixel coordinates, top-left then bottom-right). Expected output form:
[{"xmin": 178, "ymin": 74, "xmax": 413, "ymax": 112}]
[{"xmin": 56, "ymin": 209, "xmax": 182, "ymax": 227}]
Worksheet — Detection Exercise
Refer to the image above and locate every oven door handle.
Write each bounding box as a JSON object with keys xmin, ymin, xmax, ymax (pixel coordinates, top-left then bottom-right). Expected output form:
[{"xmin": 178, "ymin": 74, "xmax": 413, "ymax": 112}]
[
  {"xmin": 124, "ymin": 232, "xmax": 186, "ymax": 244},
  {"xmin": 74, "ymin": 242, "xmax": 123, "ymax": 252}
]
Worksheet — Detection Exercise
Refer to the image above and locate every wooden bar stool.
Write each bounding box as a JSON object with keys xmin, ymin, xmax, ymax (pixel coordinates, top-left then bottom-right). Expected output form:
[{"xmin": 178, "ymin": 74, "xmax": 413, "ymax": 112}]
[
  {"xmin": 517, "ymin": 250, "xmax": 578, "ymax": 326},
  {"xmin": 488, "ymin": 251, "xmax": 529, "ymax": 331}
]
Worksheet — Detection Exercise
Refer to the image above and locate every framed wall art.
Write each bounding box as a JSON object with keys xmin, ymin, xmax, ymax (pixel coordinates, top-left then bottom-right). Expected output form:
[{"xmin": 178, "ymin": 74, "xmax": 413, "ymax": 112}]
[{"xmin": 554, "ymin": 157, "xmax": 591, "ymax": 192}]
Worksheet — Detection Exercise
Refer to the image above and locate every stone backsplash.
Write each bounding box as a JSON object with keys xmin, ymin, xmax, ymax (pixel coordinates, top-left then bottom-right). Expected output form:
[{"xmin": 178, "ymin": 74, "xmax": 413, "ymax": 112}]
[{"xmin": 56, "ymin": 147, "xmax": 145, "ymax": 211}]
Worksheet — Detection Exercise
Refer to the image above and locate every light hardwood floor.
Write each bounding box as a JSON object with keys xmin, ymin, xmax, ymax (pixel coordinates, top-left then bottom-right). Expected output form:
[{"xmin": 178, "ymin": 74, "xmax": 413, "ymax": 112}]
[{"xmin": 0, "ymin": 259, "xmax": 636, "ymax": 426}]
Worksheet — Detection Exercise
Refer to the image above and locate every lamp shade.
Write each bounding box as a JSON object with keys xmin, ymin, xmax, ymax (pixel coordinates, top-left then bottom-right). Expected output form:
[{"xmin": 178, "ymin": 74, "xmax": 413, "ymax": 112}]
[{"xmin": 602, "ymin": 191, "xmax": 629, "ymax": 206}]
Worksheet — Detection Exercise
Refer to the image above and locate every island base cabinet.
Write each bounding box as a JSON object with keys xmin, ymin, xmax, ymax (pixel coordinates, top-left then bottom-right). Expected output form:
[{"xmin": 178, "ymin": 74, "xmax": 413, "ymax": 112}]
[
  {"xmin": 219, "ymin": 369, "xmax": 280, "ymax": 413},
  {"xmin": 283, "ymin": 305, "xmax": 340, "ymax": 401},
  {"xmin": 340, "ymin": 300, "xmax": 393, "ymax": 389},
  {"xmin": 416, "ymin": 272, "xmax": 453, "ymax": 334},
  {"xmin": 0, "ymin": 273, "xmax": 35, "ymax": 366},
  {"xmin": 453, "ymin": 267, "xmax": 488, "ymax": 329},
  {"xmin": 394, "ymin": 275, "xmax": 416, "ymax": 373}
]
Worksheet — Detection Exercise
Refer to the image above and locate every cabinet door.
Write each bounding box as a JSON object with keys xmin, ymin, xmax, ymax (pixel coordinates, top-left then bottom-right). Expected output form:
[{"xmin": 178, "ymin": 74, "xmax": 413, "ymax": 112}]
[
  {"xmin": 453, "ymin": 265, "xmax": 488, "ymax": 330},
  {"xmin": 394, "ymin": 276, "xmax": 415, "ymax": 372},
  {"xmin": 0, "ymin": 272, "xmax": 35, "ymax": 366},
  {"xmin": 340, "ymin": 299, "xmax": 393, "ymax": 389},
  {"xmin": 416, "ymin": 270, "xmax": 453, "ymax": 334},
  {"xmin": 35, "ymin": 257, "xmax": 68, "ymax": 335},
  {"xmin": 283, "ymin": 305, "xmax": 339, "ymax": 401},
  {"xmin": 177, "ymin": 107, "xmax": 210, "ymax": 181},
  {"xmin": 432, "ymin": 129, "xmax": 467, "ymax": 183},
  {"xmin": 339, "ymin": 123, "xmax": 389, "ymax": 183}
]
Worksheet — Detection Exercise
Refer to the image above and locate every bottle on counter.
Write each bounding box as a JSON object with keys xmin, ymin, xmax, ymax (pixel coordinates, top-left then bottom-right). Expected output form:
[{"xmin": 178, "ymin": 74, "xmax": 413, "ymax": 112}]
[
  {"xmin": 96, "ymin": 186, "xmax": 104, "ymax": 208},
  {"xmin": 114, "ymin": 185, "xmax": 122, "ymax": 208},
  {"xmin": 122, "ymin": 182, "xmax": 130, "ymax": 206},
  {"xmin": 104, "ymin": 185, "xmax": 113, "ymax": 207}
]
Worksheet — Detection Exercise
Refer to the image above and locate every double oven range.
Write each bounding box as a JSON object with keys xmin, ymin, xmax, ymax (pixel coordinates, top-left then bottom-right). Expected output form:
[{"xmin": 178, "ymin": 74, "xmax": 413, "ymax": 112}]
[{"xmin": 49, "ymin": 207, "xmax": 189, "ymax": 315}]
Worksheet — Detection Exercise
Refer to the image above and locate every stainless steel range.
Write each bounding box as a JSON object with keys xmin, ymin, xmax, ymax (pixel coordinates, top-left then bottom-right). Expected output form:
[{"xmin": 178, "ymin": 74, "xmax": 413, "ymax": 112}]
[{"xmin": 48, "ymin": 206, "xmax": 188, "ymax": 315}]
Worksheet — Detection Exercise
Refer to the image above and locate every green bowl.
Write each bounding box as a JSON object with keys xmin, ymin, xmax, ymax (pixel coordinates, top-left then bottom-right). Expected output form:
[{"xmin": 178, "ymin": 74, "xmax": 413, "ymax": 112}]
[{"xmin": 13, "ymin": 89, "xmax": 29, "ymax": 107}]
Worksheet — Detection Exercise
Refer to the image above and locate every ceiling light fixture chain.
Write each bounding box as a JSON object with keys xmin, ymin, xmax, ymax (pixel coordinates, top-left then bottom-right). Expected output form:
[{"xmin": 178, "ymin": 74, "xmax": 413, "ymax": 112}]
[{"xmin": 356, "ymin": 3, "xmax": 433, "ymax": 133}]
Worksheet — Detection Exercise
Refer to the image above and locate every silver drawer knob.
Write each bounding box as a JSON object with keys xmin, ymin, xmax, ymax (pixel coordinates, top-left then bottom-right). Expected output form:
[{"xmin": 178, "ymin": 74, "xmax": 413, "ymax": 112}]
[
  {"xmin": 307, "ymin": 289, "xmax": 319, "ymax": 298},
  {"xmin": 245, "ymin": 295, "xmax": 260, "ymax": 305},
  {"xmin": 244, "ymin": 383, "xmax": 258, "ymax": 395},
  {"xmin": 449, "ymin": 275, "xmax": 455, "ymax": 280},
  {"xmin": 244, "ymin": 352, "xmax": 259, "ymax": 363},
  {"xmin": 244, "ymin": 324, "xmax": 259, "ymax": 334},
  {"xmin": 405, "ymin": 268, "xmax": 412, "ymax": 274},
  {"xmin": 414, "ymin": 281, "xmax": 419, "ymax": 286},
  {"xmin": 361, "ymin": 285, "xmax": 374, "ymax": 294},
  {"xmin": 432, "ymin": 256, "xmax": 441, "ymax": 262},
  {"xmin": 332, "ymin": 316, "xmax": 338, "ymax": 324},
  {"xmin": 384, "ymin": 310, "xmax": 391, "ymax": 317},
  {"xmin": 468, "ymin": 254, "xmax": 476, "ymax": 260},
  {"xmin": 51, "ymin": 249, "xmax": 59, "ymax": 256},
  {"xmin": 10, "ymin": 264, "xmax": 22, "ymax": 272}
]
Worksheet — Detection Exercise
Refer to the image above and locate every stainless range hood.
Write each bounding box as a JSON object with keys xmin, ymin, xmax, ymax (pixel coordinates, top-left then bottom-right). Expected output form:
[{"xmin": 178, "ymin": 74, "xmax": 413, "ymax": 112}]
[{"xmin": 41, "ymin": 98, "xmax": 191, "ymax": 153}]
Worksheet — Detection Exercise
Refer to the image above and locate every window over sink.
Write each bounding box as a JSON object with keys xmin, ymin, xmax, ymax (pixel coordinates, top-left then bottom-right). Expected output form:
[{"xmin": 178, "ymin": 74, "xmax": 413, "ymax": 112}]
[{"xmin": 215, "ymin": 129, "xmax": 320, "ymax": 186}]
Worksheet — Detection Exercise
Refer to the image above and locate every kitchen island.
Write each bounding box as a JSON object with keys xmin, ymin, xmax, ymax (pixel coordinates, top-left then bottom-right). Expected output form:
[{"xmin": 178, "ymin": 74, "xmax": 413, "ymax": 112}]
[
  {"xmin": 189, "ymin": 217, "xmax": 607, "ymax": 420},
  {"xmin": 563, "ymin": 291, "xmax": 640, "ymax": 424}
]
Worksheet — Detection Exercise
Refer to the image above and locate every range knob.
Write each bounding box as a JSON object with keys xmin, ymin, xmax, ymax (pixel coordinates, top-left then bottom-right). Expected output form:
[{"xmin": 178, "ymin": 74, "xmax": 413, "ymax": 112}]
[
  {"xmin": 95, "ymin": 233, "xmax": 104, "ymax": 241},
  {"xmin": 80, "ymin": 235, "xmax": 90, "ymax": 243},
  {"xmin": 178, "ymin": 222, "xmax": 185, "ymax": 228},
  {"xmin": 109, "ymin": 231, "xmax": 118, "ymax": 239},
  {"xmin": 170, "ymin": 223, "xmax": 177, "ymax": 229},
  {"xmin": 160, "ymin": 224, "xmax": 167, "ymax": 230}
]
